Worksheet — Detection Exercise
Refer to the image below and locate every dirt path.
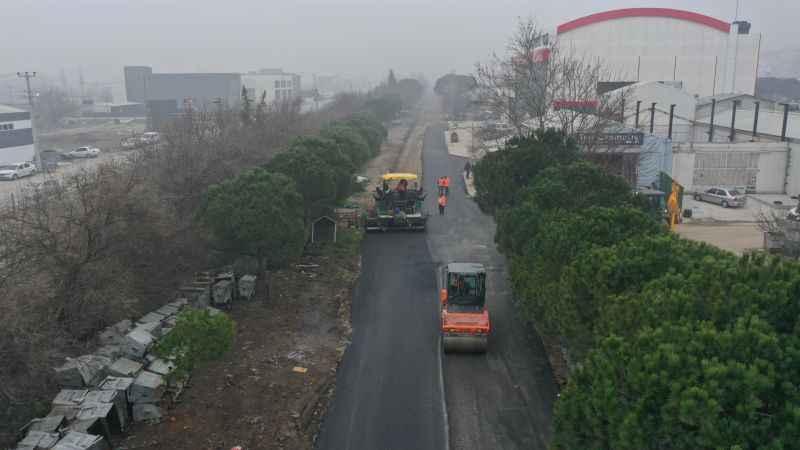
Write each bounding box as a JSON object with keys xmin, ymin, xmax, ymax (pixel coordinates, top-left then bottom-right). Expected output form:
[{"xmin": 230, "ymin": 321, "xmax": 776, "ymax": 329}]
[{"xmin": 121, "ymin": 242, "xmax": 360, "ymax": 450}]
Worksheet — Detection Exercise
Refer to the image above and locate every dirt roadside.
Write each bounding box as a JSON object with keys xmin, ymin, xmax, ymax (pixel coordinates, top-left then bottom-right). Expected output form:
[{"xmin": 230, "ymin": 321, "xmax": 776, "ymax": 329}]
[{"xmin": 119, "ymin": 110, "xmax": 434, "ymax": 450}]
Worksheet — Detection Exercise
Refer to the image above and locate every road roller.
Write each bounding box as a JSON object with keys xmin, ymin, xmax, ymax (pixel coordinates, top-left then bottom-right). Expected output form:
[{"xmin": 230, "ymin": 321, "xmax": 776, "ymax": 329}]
[{"xmin": 440, "ymin": 262, "xmax": 490, "ymax": 353}]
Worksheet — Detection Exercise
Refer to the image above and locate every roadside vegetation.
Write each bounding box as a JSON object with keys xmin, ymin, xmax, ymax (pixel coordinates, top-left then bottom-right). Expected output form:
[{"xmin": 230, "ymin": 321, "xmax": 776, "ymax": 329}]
[
  {"xmin": 0, "ymin": 80, "xmax": 397, "ymax": 446},
  {"xmin": 474, "ymin": 129, "xmax": 800, "ymax": 449}
]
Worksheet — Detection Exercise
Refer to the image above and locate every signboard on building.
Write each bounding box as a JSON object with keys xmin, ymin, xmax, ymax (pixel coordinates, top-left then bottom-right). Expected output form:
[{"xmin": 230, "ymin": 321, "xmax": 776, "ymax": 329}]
[
  {"xmin": 552, "ymin": 99, "xmax": 599, "ymax": 113},
  {"xmin": 575, "ymin": 132, "xmax": 644, "ymax": 146}
]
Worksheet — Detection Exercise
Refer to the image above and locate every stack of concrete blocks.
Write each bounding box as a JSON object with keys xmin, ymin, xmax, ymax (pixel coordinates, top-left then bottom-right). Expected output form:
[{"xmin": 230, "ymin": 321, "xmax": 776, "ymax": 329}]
[{"xmin": 12, "ymin": 271, "xmax": 253, "ymax": 449}]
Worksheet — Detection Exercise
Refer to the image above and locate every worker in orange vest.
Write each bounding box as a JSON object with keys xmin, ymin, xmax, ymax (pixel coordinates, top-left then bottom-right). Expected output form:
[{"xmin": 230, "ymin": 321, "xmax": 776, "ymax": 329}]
[
  {"xmin": 443, "ymin": 176, "xmax": 451, "ymax": 196},
  {"xmin": 437, "ymin": 176, "xmax": 445, "ymax": 196},
  {"xmin": 438, "ymin": 193, "xmax": 447, "ymax": 215}
]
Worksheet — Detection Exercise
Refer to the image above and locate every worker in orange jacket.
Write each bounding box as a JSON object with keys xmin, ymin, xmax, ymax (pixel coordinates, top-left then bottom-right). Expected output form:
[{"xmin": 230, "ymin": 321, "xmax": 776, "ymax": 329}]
[
  {"xmin": 443, "ymin": 176, "xmax": 450, "ymax": 196},
  {"xmin": 437, "ymin": 176, "xmax": 445, "ymax": 196},
  {"xmin": 438, "ymin": 193, "xmax": 447, "ymax": 215}
]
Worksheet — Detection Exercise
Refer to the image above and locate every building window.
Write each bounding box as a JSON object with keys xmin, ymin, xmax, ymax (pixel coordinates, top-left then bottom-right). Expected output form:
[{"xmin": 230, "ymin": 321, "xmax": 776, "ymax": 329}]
[
  {"xmin": 274, "ymin": 80, "xmax": 280, "ymax": 89},
  {"xmin": 0, "ymin": 124, "xmax": 13, "ymax": 131}
]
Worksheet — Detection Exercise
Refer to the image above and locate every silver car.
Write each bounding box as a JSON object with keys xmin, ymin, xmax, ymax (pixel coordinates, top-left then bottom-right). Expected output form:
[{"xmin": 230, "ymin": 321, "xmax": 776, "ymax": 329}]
[{"xmin": 694, "ymin": 187, "xmax": 747, "ymax": 208}]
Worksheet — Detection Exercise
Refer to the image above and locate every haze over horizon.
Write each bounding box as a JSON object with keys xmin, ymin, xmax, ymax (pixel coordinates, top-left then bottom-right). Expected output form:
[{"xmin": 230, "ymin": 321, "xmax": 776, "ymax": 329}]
[{"xmin": 1, "ymin": 0, "xmax": 797, "ymax": 88}]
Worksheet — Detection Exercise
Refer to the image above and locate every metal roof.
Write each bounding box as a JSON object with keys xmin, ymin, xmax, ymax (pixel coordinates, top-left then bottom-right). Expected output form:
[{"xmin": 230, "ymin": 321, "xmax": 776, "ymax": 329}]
[
  {"xmin": 447, "ymin": 262, "xmax": 486, "ymax": 274},
  {"xmin": 558, "ymin": 8, "xmax": 730, "ymax": 35},
  {"xmin": 0, "ymin": 104, "xmax": 27, "ymax": 114}
]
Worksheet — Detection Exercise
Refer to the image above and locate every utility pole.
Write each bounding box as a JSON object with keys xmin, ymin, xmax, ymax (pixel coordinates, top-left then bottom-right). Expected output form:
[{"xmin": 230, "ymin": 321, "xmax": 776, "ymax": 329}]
[{"xmin": 17, "ymin": 71, "xmax": 40, "ymax": 169}]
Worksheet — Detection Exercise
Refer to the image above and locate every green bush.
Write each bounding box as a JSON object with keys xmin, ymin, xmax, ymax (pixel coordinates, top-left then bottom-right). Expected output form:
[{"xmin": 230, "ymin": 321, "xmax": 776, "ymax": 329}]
[
  {"xmin": 555, "ymin": 235, "xmax": 731, "ymax": 358},
  {"xmin": 154, "ymin": 308, "xmax": 236, "ymax": 380}
]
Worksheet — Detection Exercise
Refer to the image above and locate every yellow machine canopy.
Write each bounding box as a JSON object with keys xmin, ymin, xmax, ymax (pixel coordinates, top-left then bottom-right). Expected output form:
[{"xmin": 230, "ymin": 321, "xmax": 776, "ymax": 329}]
[{"xmin": 381, "ymin": 173, "xmax": 418, "ymax": 182}]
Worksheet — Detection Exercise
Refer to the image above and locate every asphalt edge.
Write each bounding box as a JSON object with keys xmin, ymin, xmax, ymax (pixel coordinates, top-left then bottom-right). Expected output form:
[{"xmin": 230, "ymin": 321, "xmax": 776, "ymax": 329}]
[
  {"xmin": 436, "ymin": 262, "xmax": 451, "ymax": 450},
  {"xmin": 424, "ymin": 123, "xmax": 451, "ymax": 450}
]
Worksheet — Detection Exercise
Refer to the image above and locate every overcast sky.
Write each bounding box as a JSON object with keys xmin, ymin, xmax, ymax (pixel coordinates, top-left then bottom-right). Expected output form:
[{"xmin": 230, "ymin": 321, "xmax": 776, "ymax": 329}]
[{"xmin": 1, "ymin": 0, "xmax": 797, "ymax": 87}]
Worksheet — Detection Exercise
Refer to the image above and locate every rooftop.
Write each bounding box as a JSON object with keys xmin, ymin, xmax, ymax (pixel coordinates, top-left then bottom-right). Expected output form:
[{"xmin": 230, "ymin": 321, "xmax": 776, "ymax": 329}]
[
  {"xmin": 447, "ymin": 263, "xmax": 486, "ymax": 274},
  {"xmin": 0, "ymin": 103, "xmax": 28, "ymax": 114}
]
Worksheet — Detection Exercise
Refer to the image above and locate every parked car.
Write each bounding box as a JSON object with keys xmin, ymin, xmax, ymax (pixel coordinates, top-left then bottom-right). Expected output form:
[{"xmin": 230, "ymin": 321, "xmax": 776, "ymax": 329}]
[
  {"xmin": 66, "ymin": 146, "xmax": 101, "ymax": 159},
  {"xmin": 140, "ymin": 131, "xmax": 160, "ymax": 145},
  {"xmin": 693, "ymin": 187, "xmax": 747, "ymax": 208},
  {"xmin": 0, "ymin": 161, "xmax": 37, "ymax": 180}
]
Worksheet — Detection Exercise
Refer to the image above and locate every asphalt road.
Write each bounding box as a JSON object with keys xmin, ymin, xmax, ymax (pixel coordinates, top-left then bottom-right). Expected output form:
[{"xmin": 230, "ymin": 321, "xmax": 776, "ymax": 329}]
[
  {"xmin": 318, "ymin": 124, "xmax": 556, "ymax": 450},
  {"xmin": 316, "ymin": 232, "xmax": 447, "ymax": 450},
  {"xmin": 423, "ymin": 125, "xmax": 558, "ymax": 450}
]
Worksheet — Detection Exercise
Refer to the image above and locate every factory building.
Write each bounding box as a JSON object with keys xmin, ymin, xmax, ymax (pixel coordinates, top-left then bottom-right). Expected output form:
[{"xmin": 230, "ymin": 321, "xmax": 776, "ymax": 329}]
[
  {"xmin": 557, "ymin": 8, "xmax": 761, "ymax": 97},
  {"xmin": 0, "ymin": 104, "xmax": 34, "ymax": 165}
]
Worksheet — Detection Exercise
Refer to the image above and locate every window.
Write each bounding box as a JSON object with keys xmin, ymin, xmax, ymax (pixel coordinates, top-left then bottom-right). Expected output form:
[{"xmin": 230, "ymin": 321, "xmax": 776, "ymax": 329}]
[
  {"xmin": 0, "ymin": 123, "xmax": 14, "ymax": 131},
  {"xmin": 274, "ymin": 80, "xmax": 280, "ymax": 88}
]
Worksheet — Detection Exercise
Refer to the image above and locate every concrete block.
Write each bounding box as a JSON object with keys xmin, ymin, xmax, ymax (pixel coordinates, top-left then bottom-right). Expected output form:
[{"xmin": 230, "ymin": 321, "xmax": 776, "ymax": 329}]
[
  {"xmin": 53, "ymin": 355, "xmax": 111, "ymax": 388},
  {"xmin": 98, "ymin": 376, "xmax": 133, "ymax": 395},
  {"xmin": 98, "ymin": 320, "xmax": 132, "ymax": 346},
  {"xmin": 154, "ymin": 304, "xmax": 179, "ymax": 318},
  {"xmin": 18, "ymin": 430, "xmax": 60, "ymax": 449},
  {"xmin": 135, "ymin": 320, "xmax": 163, "ymax": 338},
  {"xmin": 52, "ymin": 431, "xmax": 108, "ymax": 450},
  {"xmin": 108, "ymin": 358, "xmax": 143, "ymax": 378},
  {"xmin": 130, "ymin": 371, "xmax": 165, "ymax": 403},
  {"xmin": 239, "ymin": 275, "xmax": 256, "ymax": 300},
  {"xmin": 86, "ymin": 389, "xmax": 128, "ymax": 430},
  {"xmin": 121, "ymin": 328, "xmax": 154, "ymax": 360},
  {"xmin": 94, "ymin": 345, "xmax": 122, "ymax": 359},
  {"xmin": 136, "ymin": 311, "xmax": 165, "ymax": 325},
  {"xmin": 147, "ymin": 358, "xmax": 176, "ymax": 377},
  {"xmin": 132, "ymin": 403, "xmax": 163, "ymax": 423},
  {"xmin": 212, "ymin": 279, "xmax": 233, "ymax": 306},
  {"xmin": 206, "ymin": 306, "xmax": 222, "ymax": 317},
  {"xmin": 25, "ymin": 415, "xmax": 65, "ymax": 434}
]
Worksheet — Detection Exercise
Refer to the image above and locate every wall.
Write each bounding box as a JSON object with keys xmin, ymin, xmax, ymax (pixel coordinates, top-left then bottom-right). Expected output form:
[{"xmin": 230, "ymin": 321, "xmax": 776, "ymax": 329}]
[
  {"xmin": 147, "ymin": 73, "xmax": 241, "ymax": 110},
  {"xmin": 0, "ymin": 110, "xmax": 34, "ymax": 164},
  {"xmin": 242, "ymin": 73, "xmax": 299, "ymax": 104},
  {"xmin": 557, "ymin": 12, "xmax": 760, "ymax": 97},
  {"xmin": 672, "ymin": 141, "xmax": 789, "ymax": 193},
  {"xmin": 124, "ymin": 67, "xmax": 152, "ymax": 103}
]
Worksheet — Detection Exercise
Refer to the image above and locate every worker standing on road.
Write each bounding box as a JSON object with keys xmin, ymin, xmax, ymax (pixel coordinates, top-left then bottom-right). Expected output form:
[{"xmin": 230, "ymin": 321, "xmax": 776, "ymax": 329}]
[
  {"xmin": 437, "ymin": 176, "xmax": 445, "ymax": 196},
  {"xmin": 464, "ymin": 161, "xmax": 472, "ymax": 178},
  {"xmin": 438, "ymin": 194, "xmax": 447, "ymax": 215},
  {"xmin": 443, "ymin": 176, "xmax": 451, "ymax": 196}
]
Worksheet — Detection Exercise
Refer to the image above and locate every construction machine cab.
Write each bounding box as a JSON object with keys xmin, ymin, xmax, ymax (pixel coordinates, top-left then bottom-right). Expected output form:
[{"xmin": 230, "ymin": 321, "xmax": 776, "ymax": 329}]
[{"xmin": 443, "ymin": 267, "xmax": 485, "ymax": 311}]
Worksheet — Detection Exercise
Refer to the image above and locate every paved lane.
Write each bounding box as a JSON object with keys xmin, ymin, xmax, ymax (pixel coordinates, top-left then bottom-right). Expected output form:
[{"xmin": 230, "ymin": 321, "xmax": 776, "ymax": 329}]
[
  {"xmin": 316, "ymin": 233, "xmax": 446, "ymax": 450},
  {"xmin": 423, "ymin": 125, "xmax": 558, "ymax": 450}
]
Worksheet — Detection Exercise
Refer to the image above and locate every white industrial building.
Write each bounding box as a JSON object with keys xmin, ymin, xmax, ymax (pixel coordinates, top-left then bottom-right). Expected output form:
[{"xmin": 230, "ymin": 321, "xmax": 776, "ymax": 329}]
[
  {"xmin": 242, "ymin": 69, "xmax": 301, "ymax": 104},
  {"xmin": 557, "ymin": 8, "xmax": 761, "ymax": 97},
  {"xmin": 0, "ymin": 104, "xmax": 34, "ymax": 165},
  {"xmin": 613, "ymin": 81, "xmax": 799, "ymax": 195}
]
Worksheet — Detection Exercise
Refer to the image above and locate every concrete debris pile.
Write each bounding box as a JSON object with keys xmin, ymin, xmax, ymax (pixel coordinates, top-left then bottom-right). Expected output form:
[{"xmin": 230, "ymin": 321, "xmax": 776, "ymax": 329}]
[{"xmin": 11, "ymin": 270, "xmax": 255, "ymax": 450}]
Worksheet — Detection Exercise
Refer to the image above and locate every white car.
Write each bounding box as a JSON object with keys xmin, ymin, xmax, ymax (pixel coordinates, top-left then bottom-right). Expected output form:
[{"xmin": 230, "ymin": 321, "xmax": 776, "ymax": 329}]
[
  {"xmin": 0, "ymin": 161, "xmax": 37, "ymax": 180},
  {"xmin": 66, "ymin": 146, "xmax": 101, "ymax": 159}
]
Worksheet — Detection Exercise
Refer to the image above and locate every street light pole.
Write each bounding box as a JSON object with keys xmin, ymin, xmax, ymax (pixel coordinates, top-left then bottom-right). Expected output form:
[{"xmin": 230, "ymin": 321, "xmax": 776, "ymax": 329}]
[{"xmin": 17, "ymin": 71, "xmax": 41, "ymax": 169}]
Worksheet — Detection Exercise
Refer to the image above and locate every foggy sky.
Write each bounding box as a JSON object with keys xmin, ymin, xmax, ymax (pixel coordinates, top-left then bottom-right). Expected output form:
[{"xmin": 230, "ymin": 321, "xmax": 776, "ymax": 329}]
[{"xmin": 1, "ymin": 0, "xmax": 797, "ymax": 87}]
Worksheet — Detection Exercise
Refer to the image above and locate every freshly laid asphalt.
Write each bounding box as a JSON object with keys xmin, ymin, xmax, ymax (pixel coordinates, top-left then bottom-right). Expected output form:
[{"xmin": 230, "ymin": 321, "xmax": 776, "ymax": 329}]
[
  {"xmin": 316, "ymin": 231, "xmax": 446, "ymax": 450},
  {"xmin": 317, "ymin": 124, "xmax": 557, "ymax": 450}
]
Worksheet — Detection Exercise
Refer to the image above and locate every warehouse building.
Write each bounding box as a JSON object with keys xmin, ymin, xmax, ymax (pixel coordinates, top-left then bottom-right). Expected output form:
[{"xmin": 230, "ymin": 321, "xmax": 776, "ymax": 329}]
[
  {"xmin": 0, "ymin": 104, "xmax": 34, "ymax": 165},
  {"xmin": 124, "ymin": 66, "xmax": 242, "ymax": 111},
  {"xmin": 242, "ymin": 69, "xmax": 301, "ymax": 103},
  {"xmin": 557, "ymin": 8, "xmax": 761, "ymax": 97}
]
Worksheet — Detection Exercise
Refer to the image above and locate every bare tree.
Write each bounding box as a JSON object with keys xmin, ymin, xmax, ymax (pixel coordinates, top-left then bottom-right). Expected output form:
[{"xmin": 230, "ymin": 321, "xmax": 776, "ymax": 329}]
[{"xmin": 475, "ymin": 17, "xmax": 627, "ymax": 140}]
